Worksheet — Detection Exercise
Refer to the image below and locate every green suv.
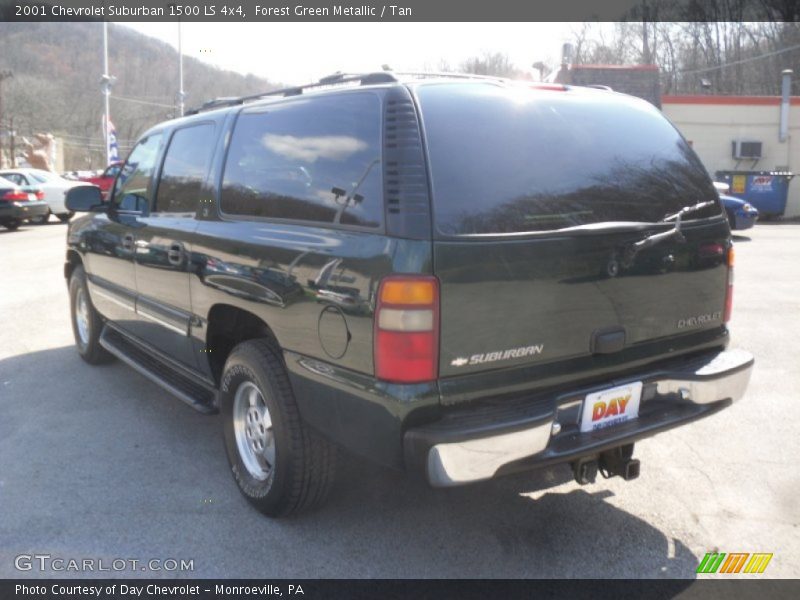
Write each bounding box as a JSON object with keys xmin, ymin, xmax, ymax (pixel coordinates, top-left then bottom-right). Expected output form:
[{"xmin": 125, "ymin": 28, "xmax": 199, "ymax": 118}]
[{"xmin": 63, "ymin": 72, "xmax": 754, "ymax": 516}]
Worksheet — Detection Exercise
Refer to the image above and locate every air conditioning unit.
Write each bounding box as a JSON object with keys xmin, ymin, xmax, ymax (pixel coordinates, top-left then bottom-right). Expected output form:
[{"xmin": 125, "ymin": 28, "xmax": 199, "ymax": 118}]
[{"xmin": 732, "ymin": 140, "xmax": 763, "ymax": 159}]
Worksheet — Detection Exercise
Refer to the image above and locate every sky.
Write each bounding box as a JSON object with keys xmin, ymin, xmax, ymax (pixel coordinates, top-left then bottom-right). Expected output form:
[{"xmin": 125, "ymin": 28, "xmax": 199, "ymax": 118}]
[{"xmin": 122, "ymin": 22, "xmax": 592, "ymax": 84}]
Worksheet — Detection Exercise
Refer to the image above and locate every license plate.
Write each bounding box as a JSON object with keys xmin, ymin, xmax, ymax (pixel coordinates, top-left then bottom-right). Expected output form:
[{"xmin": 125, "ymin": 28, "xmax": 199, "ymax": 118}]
[{"xmin": 580, "ymin": 382, "xmax": 643, "ymax": 433}]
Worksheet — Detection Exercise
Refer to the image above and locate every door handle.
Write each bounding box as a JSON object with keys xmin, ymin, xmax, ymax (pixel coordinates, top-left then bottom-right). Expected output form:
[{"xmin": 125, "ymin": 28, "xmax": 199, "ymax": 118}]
[
  {"xmin": 122, "ymin": 233, "xmax": 134, "ymax": 251},
  {"xmin": 167, "ymin": 242, "xmax": 184, "ymax": 266}
]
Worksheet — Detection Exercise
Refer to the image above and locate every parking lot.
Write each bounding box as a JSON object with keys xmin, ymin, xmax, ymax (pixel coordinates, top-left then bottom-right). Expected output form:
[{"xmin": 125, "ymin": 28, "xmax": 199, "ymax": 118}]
[{"xmin": 0, "ymin": 220, "xmax": 798, "ymax": 579}]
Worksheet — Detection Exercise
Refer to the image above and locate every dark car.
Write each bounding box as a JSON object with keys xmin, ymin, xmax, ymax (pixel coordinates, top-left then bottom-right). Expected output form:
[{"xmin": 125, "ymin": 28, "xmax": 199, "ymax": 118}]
[
  {"xmin": 63, "ymin": 72, "xmax": 754, "ymax": 517},
  {"xmin": 0, "ymin": 175, "xmax": 49, "ymax": 230}
]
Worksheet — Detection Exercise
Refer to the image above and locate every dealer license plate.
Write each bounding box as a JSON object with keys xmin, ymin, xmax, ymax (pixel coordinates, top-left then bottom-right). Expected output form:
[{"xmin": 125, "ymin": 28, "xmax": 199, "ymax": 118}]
[{"xmin": 580, "ymin": 382, "xmax": 643, "ymax": 433}]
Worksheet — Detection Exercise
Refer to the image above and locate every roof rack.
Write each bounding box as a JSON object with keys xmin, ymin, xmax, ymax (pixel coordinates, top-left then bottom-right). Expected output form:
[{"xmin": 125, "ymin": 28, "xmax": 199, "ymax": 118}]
[{"xmin": 185, "ymin": 70, "xmax": 509, "ymax": 115}]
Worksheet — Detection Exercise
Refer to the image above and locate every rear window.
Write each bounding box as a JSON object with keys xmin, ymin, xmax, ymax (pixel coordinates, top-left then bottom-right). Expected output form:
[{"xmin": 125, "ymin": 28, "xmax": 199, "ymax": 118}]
[{"xmin": 417, "ymin": 83, "xmax": 720, "ymax": 235}]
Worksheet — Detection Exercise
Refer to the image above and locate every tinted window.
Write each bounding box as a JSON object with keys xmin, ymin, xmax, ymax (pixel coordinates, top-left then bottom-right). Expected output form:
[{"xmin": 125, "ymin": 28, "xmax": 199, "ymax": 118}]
[
  {"xmin": 155, "ymin": 124, "xmax": 216, "ymax": 213},
  {"xmin": 221, "ymin": 93, "xmax": 382, "ymax": 228},
  {"xmin": 113, "ymin": 133, "xmax": 163, "ymax": 212},
  {"xmin": 2, "ymin": 173, "xmax": 26, "ymax": 186},
  {"xmin": 417, "ymin": 83, "xmax": 720, "ymax": 235}
]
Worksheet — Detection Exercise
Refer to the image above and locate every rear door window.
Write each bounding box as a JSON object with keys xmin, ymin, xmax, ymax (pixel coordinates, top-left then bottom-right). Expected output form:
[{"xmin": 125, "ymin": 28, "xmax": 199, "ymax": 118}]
[
  {"xmin": 416, "ymin": 83, "xmax": 720, "ymax": 235},
  {"xmin": 220, "ymin": 93, "xmax": 383, "ymax": 228}
]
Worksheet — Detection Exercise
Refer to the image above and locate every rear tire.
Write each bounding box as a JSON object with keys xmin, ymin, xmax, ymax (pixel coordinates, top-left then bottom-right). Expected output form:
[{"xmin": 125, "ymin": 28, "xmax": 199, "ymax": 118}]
[
  {"xmin": 2, "ymin": 220, "xmax": 21, "ymax": 231},
  {"xmin": 58, "ymin": 212, "xmax": 74, "ymax": 223},
  {"xmin": 69, "ymin": 265, "xmax": 113, "ymax": 364},
  {"xmin": 221, "ymin": 339, "xmax": 337, "ymax": 517}
]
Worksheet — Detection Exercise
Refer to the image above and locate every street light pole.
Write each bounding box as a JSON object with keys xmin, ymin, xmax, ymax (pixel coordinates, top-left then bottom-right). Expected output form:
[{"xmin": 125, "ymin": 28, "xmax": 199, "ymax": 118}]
[
  {"xmin": 177, "ymin": 22, "xmax": 185, "ymax": 117},
  {"xmin": 0, "ymin": 70, "xmax": 13, "ymax": 167},
  {"xmin": 101, "ymin": 22, "xmax": 115, "ymax": 166}
]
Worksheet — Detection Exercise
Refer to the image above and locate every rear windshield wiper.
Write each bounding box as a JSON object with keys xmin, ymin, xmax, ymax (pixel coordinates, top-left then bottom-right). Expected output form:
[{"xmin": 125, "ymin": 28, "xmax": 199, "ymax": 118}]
[{"xmin": 621, "ymin": 200, "xmax": 716, "ymax": 266}]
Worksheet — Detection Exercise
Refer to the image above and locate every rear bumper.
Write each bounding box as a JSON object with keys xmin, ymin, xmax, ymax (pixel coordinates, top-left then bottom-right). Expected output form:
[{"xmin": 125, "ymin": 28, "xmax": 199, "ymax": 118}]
[
  {"xmin": 405, "ymin": 348, "xmax": 754, "ymax": 487},
  {"xmin": 0, "ymin": 200, "xmax": 49, "ymax": 221}
]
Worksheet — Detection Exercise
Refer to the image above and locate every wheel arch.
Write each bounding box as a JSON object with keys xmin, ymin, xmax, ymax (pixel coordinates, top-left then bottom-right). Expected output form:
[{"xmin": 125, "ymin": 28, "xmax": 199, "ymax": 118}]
[
  {"xmin": 205, "ymin": 303, "xmax": 281, "ymax": 385},
  {"xmin": 65, "ymin": 249, "xmax": 84, "ymax": 281}
]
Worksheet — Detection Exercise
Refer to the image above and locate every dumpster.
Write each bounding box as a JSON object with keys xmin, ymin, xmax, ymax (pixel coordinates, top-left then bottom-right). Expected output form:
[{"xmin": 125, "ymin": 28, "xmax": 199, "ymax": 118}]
[{"xmin": 715, "ymin": 170, "xmax": 794, "ymax": 218}]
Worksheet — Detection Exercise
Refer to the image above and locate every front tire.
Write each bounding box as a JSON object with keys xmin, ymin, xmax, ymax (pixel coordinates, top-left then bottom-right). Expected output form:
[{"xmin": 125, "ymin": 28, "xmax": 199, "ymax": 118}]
[
  {"xmin": 221, "ymin": 339, "xmax": 337, "ymax": 517},
  {"xmin": 69, "ymin": 265, "xmax": 113, "ymax": 364},
  {"xmin": 57, "ymin": 212, "xmax": 74, "ymax": 223}
]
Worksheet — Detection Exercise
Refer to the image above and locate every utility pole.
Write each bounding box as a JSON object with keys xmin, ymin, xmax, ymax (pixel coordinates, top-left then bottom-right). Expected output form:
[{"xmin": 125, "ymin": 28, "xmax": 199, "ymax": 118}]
[
  {"xmin": 100, "ymin": 22, "xmax": 116, "ymax": 166},
  {"xmin": 177, "ymin": 21, "xmax": 185, "ymax": 117},
  {"xmin": 9, "ymin": 117, "xmax": 15, "ymax": 168},
  {"xmin": 0, "ymin": 70, "xmax": 13, "ymax": 168}
]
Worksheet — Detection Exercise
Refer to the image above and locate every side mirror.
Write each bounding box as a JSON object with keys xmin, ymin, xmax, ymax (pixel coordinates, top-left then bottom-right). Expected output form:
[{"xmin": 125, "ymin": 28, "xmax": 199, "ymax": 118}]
[{"xmin": 65, "ymin": 185, "xmax": 105, "ymax": 212}]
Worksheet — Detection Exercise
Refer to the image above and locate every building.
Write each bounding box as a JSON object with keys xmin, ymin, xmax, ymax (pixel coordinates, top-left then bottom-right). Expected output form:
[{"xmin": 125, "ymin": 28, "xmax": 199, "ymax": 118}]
[{"xmin": 662, "ymin": 95, "xmax": 800, "ymax": 218}]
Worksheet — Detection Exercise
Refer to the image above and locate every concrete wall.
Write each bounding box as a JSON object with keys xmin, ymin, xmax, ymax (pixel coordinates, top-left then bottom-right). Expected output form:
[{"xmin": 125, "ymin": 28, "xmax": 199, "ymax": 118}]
[{"xmin": 662, "ymin": 95, "xmax": 800, "ymax": 218}]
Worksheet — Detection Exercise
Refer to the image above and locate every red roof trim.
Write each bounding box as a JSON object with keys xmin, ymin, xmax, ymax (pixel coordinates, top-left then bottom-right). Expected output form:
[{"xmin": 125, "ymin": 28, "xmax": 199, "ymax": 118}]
[
  {"xmin": 572, "ymin": 64, "xmax": 659, "ymax": 72},
  {"xmin": 663, "ymin": 95, "xmax": 800, "ymax": 106}
]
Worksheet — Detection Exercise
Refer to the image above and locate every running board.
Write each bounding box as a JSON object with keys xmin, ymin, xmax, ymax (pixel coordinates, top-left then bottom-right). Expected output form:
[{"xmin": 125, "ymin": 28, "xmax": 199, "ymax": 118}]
[{"xmin": 100, "ymin": 326, "xmax": 217, "ymax": 414}]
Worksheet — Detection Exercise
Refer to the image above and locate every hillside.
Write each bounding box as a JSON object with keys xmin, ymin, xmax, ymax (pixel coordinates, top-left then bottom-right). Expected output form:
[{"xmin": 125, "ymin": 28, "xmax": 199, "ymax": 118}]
[{"xmin": 0, "ymin": 22, "xmax": 276, "ymax": 169}]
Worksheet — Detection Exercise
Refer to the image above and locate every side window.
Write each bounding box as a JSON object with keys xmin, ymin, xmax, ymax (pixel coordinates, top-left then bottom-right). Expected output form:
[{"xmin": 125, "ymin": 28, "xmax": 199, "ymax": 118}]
[
  {"xmin": 104, "ymin": 164, "xmax": 121, "ymax": 179},
  {"xmin": 4, "ymin": 173, "xmax": 26, "ymax": 186},
  {"xmin": 220, "ymin": 93, "xmax": 383, "ymax": 228},
  {"xmin": 155, "ymin": 123, "xmax": 216, "ymax": 214},
  {"xmin": 113, "ymin": 133, "xmax": 163, "ymax": 212}
]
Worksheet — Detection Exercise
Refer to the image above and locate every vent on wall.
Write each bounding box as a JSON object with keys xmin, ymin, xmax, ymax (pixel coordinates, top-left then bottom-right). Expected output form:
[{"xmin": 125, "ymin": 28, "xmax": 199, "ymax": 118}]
[
  {"xmin": 383, "ymin": 87, "xmax": 432, "ymax": 240},
  {"xmin": 732, "ymin": 140, "xmax": 763, "ymax": 160}
]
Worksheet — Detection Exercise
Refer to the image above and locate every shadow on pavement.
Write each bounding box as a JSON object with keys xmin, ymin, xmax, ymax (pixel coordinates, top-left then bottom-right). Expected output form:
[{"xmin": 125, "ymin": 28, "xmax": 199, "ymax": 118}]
[{"xmin": 0, "ymin": 346, "xmax": 700, "ymax": 581}]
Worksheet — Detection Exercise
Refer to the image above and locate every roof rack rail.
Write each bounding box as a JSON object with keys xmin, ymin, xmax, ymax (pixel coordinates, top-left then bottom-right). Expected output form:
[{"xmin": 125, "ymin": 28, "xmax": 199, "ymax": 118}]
[
  {"xmin": 185, "ymin": 71, "xmax": 399, "ymax": 115},
  {"xmin": 391, "ymin": 71, "xmax": 508, "ymax": 82},
  {"xmin": 185, "ymin": 70, "xmax": 510, "ymax": 115}
]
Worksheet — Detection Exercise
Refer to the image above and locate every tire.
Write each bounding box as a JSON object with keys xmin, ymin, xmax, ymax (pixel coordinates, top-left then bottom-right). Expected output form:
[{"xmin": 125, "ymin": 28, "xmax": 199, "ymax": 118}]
[
  {"xmin": 68, "ymin": 265, "xmax": 113, "ymax": 364},
  {"xmin": 31, "ymin": 211, "xmax": 50, "ymax": 225},
  {"xmin": 58, "ymin": 212, "xmax": 74, "ymax": 223},
  {"xmin": 221, "ymin": 339, "xmax": 337, "ymax": 517},
  {"xmin": 2, "ymin": 220, "xmax": 21, "ymax": 231}
]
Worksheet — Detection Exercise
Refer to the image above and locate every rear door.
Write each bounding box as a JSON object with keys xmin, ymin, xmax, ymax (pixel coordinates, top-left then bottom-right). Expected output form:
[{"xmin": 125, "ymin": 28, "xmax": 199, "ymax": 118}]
[{"xmin": 415, "ymin": 83, "xmax": 729, "ymax": 380}]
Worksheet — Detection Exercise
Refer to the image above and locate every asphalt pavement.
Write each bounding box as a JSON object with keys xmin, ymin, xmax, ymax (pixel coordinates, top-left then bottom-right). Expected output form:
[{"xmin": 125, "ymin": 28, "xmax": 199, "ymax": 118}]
[{"xmin": 0, "ymin": 218, "xmax": 798, "ymax": 579}]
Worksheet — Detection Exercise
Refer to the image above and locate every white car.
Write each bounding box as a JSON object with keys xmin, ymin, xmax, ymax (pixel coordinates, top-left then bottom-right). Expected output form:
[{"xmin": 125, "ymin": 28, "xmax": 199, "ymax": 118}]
[{"xmin": 0, "ymin": 168, "xmax": 92, "ymax": 223}]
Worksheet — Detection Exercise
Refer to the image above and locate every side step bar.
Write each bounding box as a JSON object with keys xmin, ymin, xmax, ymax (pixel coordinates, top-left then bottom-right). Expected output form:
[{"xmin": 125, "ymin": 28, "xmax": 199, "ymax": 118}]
[{"xmin": 100, "ymin": 326, "xmax": 217, "ymax": 414}]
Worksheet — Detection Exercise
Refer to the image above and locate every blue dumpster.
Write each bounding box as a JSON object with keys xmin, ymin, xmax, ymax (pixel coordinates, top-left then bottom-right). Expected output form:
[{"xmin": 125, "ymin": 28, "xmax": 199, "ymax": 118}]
[{"xmin": 715, "ymin": 170, "xmax": 794, "ymax": 218}]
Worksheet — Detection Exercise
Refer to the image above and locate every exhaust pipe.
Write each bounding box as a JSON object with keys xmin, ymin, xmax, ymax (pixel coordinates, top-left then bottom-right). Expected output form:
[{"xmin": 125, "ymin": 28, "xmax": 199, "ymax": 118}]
[{"xmin": 572, "ymin": 457, "xmax": 598, "ymax": 485}]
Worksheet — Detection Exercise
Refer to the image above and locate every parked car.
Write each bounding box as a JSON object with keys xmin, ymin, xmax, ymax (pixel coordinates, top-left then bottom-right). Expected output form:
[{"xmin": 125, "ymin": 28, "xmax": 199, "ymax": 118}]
[
  {"xmin": 0, "ymin": 168, "xmax": 90, "ymax": 223},
  {"xmin": 0, "ymin": 175, "xmax": 49, "ymax": 230},
  {"xmin": 76, "ymin": 162, "xmax": 122, "ymax": 199},
  {"xmin": 63, "ymin": 72, "xmax": 754, "ymax": 517},
  {"xmin": 721, "ymin": 194, "xmax": 759, "ymax": 231}
]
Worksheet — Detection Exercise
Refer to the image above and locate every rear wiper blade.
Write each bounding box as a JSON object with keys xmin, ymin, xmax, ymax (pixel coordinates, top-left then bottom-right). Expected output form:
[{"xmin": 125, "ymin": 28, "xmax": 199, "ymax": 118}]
[
  {"xmin": 621, "ymin": 200, "xmax": 716, "ymax": 267},
  {"xmin": 662, "ymin": 200, "xmax": 716, "ymax": 222}
]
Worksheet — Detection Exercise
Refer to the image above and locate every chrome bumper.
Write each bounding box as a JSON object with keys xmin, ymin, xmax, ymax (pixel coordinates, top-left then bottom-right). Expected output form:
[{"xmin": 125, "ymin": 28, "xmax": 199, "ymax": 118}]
[{"xmin": 418, "ymin": 348, "xmax": 754, "ymax": 488}]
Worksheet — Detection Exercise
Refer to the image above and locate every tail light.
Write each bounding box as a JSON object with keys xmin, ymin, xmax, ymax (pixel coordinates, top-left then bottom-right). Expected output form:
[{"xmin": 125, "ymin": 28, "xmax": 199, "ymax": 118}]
[
  {"xmin": 724, "ymin": 246, "xmax": 734, "ymax": 323},
  {"xmin": 34, "ymin": 190, "xmax": 44, "ymax": 200},
  {"xmin": 374, "ymin": 275, "xmax": 439, "ymax": 383},
  {"xmin": 0, "ymin": 190, "xmax": 30, "ymax": 202}
]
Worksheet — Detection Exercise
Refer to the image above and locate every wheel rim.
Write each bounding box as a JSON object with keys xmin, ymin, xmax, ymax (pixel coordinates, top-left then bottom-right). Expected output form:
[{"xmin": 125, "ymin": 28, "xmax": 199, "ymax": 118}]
[
  {"xmin": 75, "ymin": 288, "xmax": 90, "ymax": 346},
  {"xmin": 233, "ymin": 380, "xmax": 275, "ymax": 481}
]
